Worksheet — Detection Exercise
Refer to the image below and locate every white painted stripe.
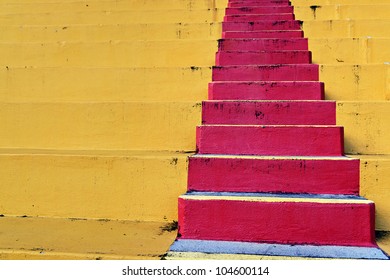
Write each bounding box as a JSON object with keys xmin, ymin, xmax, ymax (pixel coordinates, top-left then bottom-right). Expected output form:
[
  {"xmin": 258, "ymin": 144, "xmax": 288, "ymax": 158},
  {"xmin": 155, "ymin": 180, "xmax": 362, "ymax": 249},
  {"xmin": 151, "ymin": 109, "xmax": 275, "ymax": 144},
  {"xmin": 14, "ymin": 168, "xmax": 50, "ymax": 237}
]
[
  {"xmin": 180, "ymin": 194, "xmax": 373, "ymax": 204},
  {"xmin": 191, "ymin": 154, "xmax": 357, "ymax": 160}
]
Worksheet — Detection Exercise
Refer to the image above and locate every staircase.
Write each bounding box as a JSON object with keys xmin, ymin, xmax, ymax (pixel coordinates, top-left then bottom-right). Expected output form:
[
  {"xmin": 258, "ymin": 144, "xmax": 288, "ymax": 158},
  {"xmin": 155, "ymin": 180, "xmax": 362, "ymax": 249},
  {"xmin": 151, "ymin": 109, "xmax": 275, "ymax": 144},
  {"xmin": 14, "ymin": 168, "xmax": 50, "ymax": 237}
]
[
  {"xmin": 0, "ymin": 0, "xmax": 389, "ymax": 260},
  {"xmin": 167, "ymin": 0, "xmax": 389, "ymax": 259}
]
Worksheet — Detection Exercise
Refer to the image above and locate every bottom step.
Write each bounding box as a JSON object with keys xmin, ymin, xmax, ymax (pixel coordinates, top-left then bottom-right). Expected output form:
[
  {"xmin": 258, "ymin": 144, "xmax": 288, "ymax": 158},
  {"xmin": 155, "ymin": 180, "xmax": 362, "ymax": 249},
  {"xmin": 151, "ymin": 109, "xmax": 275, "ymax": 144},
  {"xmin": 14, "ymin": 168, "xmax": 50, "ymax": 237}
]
[
  {"xmin": 168, "ymin": 240, "xmax": 389, "ymax": 260},
  {"xmin": 179, "ymin": 192, "xmax": 375, "ymax": 246}
]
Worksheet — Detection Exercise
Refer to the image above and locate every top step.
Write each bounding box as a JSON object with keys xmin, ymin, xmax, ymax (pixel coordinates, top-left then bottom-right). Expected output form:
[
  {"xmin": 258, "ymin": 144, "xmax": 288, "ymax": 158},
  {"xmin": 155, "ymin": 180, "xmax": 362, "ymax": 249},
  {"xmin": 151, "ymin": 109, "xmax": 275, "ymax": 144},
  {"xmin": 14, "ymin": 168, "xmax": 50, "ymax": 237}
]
[{"xmin": 228, "ymin": 1, "xmax": 291, "ymax": 8}]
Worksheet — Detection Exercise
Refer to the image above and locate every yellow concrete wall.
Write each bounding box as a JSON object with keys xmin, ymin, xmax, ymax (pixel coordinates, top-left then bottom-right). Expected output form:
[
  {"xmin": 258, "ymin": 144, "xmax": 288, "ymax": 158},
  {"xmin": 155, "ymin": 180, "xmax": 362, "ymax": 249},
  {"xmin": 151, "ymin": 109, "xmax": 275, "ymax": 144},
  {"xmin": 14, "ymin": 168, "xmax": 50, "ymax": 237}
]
[{"xmin": 0, "ymin": 0, "xmax": 222, "ymax": 223}]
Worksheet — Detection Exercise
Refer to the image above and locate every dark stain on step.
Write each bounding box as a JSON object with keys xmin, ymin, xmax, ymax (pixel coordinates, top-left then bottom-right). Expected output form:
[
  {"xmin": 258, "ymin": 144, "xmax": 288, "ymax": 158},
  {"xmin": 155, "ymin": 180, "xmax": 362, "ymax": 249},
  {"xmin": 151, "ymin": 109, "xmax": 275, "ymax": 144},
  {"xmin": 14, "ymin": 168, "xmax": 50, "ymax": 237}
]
[
  {"xmin": 160, "ymin": 221, "xmax": 178, "ymax": 233},
  {"xmin": 255, "ymin": 110, "xmax": 264, "ymax": 119},
  {"xmin": 352, "ymin": 65, "xmax": 361, "ymax": 84},
  {"xmin": 310, "ymin": 5, "xmax": 322, "ymax": 19},
  {"xmin": 240, "ymin": 7, "xmax": 253, "ymax": 12},
  {"xmin": 170, "ymin": 158, "xmax": 178, "ymax": 165}
]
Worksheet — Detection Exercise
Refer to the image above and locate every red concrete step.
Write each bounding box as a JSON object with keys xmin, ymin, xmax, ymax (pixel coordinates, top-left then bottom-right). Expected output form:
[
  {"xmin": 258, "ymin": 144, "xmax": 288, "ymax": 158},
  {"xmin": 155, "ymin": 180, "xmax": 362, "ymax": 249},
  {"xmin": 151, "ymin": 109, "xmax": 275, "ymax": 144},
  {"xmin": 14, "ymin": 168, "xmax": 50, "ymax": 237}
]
[
  {"xmin": 222, "ymin": 30, "xmax": 304, "ymax": 38},
  {"xmin": 202, "ymin": 100, "xmax": 335, "ymax": 125},
  {"xmin": 225, "ymin": 7, "xmax": 294, "ymax": 15},
  {"xmin": 216, "ymin": 50, "xmax": 311, "ymax": 65},
  {"xmin": 187, "ymin": 155, "xmax": 359, "ymax": 195},
  {"xmin": 224, "ymin": 14, "xmax": 294, "ymax": 22},
  {"xmin": 212, "ymin": 65, "xmax": 319, "ymax": 81},
  {"xmin": 218, "ymin": 38, "xmax": 308, "ymax": 51},
  {"xmin": 196, "ymin": 125, "xmax": 344, "ymax": 156},
  {"xmin": 228, "ymin": 1, "xmax": 291, "ymax": 7},
  {"xmin": 223, "ymin": 20, "xmax": 301, "ymax": 31},
  {"xmin": 208, "ymin": 81, "xmax": 324, "ymax": 100},
  {"xmin": 178, "ymin": 192, "xmax": 376, "ymax": 247}
]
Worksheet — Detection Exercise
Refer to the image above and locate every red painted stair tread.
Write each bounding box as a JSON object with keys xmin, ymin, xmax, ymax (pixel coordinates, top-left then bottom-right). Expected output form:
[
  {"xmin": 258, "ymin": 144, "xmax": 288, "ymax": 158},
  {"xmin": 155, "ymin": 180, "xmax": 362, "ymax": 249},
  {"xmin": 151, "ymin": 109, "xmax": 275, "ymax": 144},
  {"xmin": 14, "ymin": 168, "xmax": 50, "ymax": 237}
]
[
  {"xmin": 187, "ymin": 155, "xmax": 360, "ymax": 195},
  {"xmin": 222, "ymin": 30, "xmax": 304, "ymax": 39},
  {"xmin": 212, "ymin": 65, "xmax": 319, "ymax": 81},
  {"xmin": 223, "ymin": 21, "xmax": 301, "ymax": 32},
  {"xmin": 202, "ymin": 100, "xmax": 335, "ymax": 125},
  {"xmin": 208, "ymin": 81, "xmax": 324, "ymax": 100},
  {"xmin": 216, "ymin": 50, "xmax": 311, "ymax": 65},
  {"xmin": 178, "ymin": 195, "xmax": 376, "ymax": 247},
  {"xmin": 224, "ymin": 14, "xmax": 295, "ymax": 21},
  {"xmin": 218, "ymin": 38, "xmax": 308, "ymax": 51},
  {"xmin": 196, "ymin": 125, "xmax": 344, "ymax": 156},
  {"xmin": 225, "ymin": 7, "xmax": 294, "ymax": 15}
]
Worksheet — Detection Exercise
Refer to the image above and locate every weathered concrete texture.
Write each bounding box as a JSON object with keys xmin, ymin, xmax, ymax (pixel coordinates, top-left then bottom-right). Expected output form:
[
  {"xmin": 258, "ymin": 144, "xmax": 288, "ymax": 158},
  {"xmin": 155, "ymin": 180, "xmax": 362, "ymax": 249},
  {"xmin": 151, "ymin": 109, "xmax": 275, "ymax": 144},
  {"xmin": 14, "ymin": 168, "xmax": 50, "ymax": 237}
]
[
  {"xmin": 0, "ymin": 216, "xmax": 177, "ymax": 260},
  {"xmin": 0, "ymin": 150, "xmax": 188, "ymax": 221},
  {"xmin": 224, "ymin": 13, "xmax": 295, "ymax": 21},
  {"xmin": 223, "ymin": 20, "xmax": 300, "ymax": 31},
  {"xmin": 216, "ymin": 50, "xmax": 311, "ymax": 65},
  {"xmin": 202, "ymin": 100, "xmax": 335, "ymax": 125},
  {"xmin": 223, "ymin": 30, "xmax": 304, "ymax": 38},
  {"xmin": 0, "ymin": 9, "xmax": 226, "ymax": 25},
  {"xmin": 212, "ymin": 64, "xmax": 319, "ymax": 81},
  {"xmin": 209, "ymin": 81, "xmax": 324, "ymax": 100},
  {"xmin": 170, "ymin": 239, "xmax": 389, "ymax": 260},
  {"xmin": 187, "ymin": 155, "xmax": 359, "ymax": 195},
  {"xmin": 0, "ymin": 0, "xmax": 229, "ymax": 13},
  {"xmin": 178, "ymin": 193, "xmax": 375, "ymax": 247},
  {"xmin": 218, "ymin": 38, "xmax": 308, "ymax": 51},
  {"xmin": 196, "ymin": 125, "xmax": 344, "ymax": 156},
  {"xmin": 228, "ymin": 0, "xmax": 291, "ymax": 8},
  {"xmin": 225, "ymin": 6, "xmax": 293, "ymax": 15},
  {"xmin": 337, "ymin": 102, "xmax": 390, "ymax": 155},
  {"xmin": 0, "ymin": 102, "xmax": 201, "ymax": 151}
]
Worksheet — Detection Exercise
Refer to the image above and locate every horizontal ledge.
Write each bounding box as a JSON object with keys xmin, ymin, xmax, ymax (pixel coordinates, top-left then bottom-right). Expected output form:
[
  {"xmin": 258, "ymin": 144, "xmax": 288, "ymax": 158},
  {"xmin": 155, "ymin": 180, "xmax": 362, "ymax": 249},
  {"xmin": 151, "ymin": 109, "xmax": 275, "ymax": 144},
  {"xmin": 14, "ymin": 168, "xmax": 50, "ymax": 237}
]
[{"xmin": 0, "ymin": 149, "xmax": 195, "ymax": 157}]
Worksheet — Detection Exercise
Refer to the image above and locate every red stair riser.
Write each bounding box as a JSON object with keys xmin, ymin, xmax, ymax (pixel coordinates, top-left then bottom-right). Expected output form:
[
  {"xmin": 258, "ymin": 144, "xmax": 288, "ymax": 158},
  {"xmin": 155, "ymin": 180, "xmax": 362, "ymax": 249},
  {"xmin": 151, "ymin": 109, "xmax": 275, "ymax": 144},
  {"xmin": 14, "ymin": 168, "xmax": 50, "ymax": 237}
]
[
  {"xmin": 218, "ymin": 38, "xmax": 308, "ymax": 51},
  {"xmin": 216, "ymin": 51, "xmax": 311, "ymax": 65},
  {"xmin": 208, "ymin": 81, "xmax": 325, "ymax": 100},
  {"xmin": 212, "ymin": 65, "xmax": 319, "ymax": 81},
  {"xmin": 196, "ymin": 125, "xmax": 344, "ymax": 156},
  {"xmin": 224, "ymin": 14, "xmax": 294, "ymax": 21},
  {"xmin": 225, "ymin": 7, "xmax": 294, "ymax": 15},
  {"xmin": 187, "ymin": 156, "xmax": 360, "ymax": 195},
  {"xmin": 222, "ymin": 30, "xmax": 304, "ymax": 38},
  {"xmin": 202, "ymin": 101, "xmax": 335, "ymax": 125},
  {"xmin": 223, "ymin": 21, "xmax": 301, "ymax": 31},
  {"xmin": 228, "ymin": 2, "xmax": 291, "ymax": 8},
  {"xmin": 178, "ymin": 198, "xmax": 376, "ymax": 247}
]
